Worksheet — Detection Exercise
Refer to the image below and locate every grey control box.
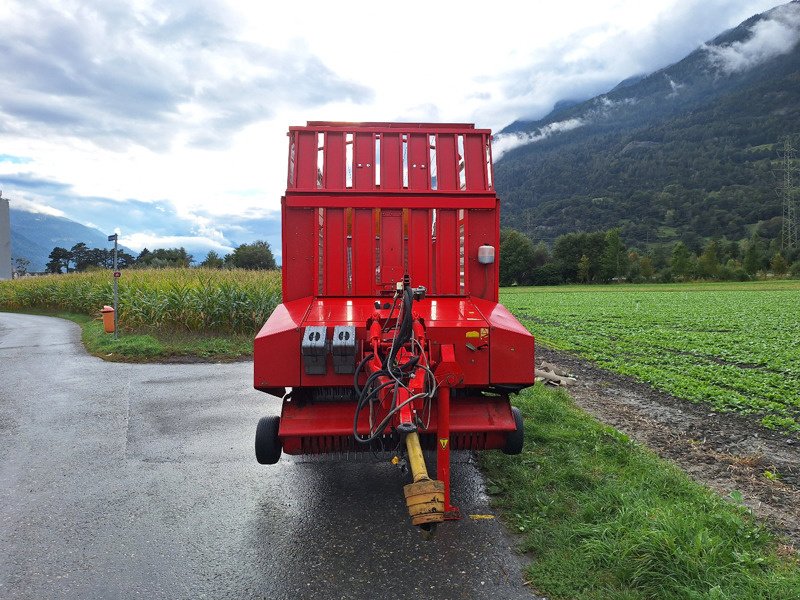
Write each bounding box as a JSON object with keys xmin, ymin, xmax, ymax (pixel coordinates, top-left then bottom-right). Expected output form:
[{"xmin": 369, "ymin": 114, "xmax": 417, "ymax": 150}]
[
  {"xmin": 301, "ymin": 326, "xmax": 328, "ymax": 375},
  {"xmin": 331, "ymin": 325, "xmax": 356, "ymax": 374}
]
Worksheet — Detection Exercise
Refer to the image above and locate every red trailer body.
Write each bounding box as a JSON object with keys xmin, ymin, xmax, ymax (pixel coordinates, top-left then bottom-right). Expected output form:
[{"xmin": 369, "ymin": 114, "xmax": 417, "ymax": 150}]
[{"xmin": 254, "ymin": 122, "xmax": 534, "ymax": 525}]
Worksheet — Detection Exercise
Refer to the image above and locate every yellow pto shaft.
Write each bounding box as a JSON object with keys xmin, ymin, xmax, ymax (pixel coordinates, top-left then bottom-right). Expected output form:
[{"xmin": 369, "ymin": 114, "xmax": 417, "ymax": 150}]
[{"xmin": 403, "ymin": 431, "xmax": 445, "ymax": 527}]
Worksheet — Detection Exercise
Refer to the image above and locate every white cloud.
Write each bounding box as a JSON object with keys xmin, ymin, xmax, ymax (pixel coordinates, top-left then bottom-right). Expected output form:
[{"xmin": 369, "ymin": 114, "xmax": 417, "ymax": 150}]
[
  {"xmin": 121, "ymin": 232, "xmax": 234, "ymax": 255},
  {"xmin": 7, "ymin": 196, "xmax": 66, "ymax": 217},
  {"xmin": 0, "ymin": 0, "xmax": 784, "ymax": 244},
  {"xmin": 665, "ymin": 75, "xmax": 685, "ymax": 98},
  {"xmin": 493, "ymin": 119, "xmax": 585, "ymax": 159},
  {"xmin": 704, "ymin": 3, "xmax": 800, "ymax": 74}
]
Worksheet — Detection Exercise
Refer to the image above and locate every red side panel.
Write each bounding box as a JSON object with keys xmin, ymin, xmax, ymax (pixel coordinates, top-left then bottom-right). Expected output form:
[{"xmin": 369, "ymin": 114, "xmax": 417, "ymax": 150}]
[
  {"xmin": 282, "ymin": 202, "xmax": 315, "ymax": 302},
  {"xmin": 254, "ymin": 298, "xmax": 313, "ymax": 390},
  {"xmin": 380, "ymin": 132, "xmax": 402, "ymax": 190},
  {"xmin": 436, "ymin": 133, "xmax": 458, "ymax": 191},
  {"xmin": 380, "ymin": 209, "xmax": 403, "ymax": 285},
  {"xmin": 436, "ymin": 209, "xmax": 459, "ymax": 295},
  {"xmin": 352, "ymin": 208, "xmax": 374, "ymax": 295},
  {"xmin": 408, "ymin": 132, "xmax": 429, "ymax": 191},
  {"xmin": 325, "ymin": 131, "xmax": 345, "ymax": 189},
  {"xmin": 466, "ymin": 206, "xmax": 499, "ymax": 302},
  {"xmin": 295, "ymin": 130, "xmax": 318, "ymax": 190},
  {"xmin": 464, "ymin": 133, "xmax": 488, "ymax": 192},
  {"xmin": 472, "ymin": 297, "xmax": 535, "ymax": 385},
  {"xmin": 408, "ymin": 209, "xmax": 431, "ymax": 290},
  {"xmin": 354, "ymin": 132, "xmax": 375, "ymax": 190},
  {"xmin": 324, "ymin": 208, "xmax": 346, "ymax": 295}
]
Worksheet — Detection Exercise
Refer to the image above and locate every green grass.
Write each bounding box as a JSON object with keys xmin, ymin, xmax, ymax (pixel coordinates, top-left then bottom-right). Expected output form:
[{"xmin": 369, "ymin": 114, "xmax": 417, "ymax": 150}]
[
  {"xmin": 482, "ymin": 385, "xmax": 800, "ymax": 600},
  {"xmin": 501, "ymin": 280, "xmax": 800, "ymax": 432},
  {"xmin": 6, "ymin": 309, "xmax": 253, "ymax": 362}
]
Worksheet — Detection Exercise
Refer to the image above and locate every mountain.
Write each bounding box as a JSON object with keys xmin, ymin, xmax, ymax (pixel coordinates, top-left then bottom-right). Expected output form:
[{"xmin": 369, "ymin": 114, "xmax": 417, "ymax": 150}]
[
  {"xmin": 10, "ymin": 209, "xmax": 125, "ymax": 272},
  {"xmin": 493, "ymin": 1, "xmax": 800, "ymax": 253}
]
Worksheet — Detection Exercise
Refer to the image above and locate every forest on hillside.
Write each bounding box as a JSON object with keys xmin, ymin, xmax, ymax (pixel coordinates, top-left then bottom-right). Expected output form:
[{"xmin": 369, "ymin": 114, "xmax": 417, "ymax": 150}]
[
  {"xmin": 494, "ymin": 10, "xmax": 800, "ymax": 255},
  {"xmin": 499, "ymin": 227, "xmax": 800, "ymax": 286}
]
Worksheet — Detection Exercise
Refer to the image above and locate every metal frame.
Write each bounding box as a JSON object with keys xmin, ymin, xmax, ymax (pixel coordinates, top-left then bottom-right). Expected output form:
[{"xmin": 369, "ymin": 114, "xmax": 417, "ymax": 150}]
[{"xmin": 256, "ymin": 122, "xmax": 534, "ymax": 525}]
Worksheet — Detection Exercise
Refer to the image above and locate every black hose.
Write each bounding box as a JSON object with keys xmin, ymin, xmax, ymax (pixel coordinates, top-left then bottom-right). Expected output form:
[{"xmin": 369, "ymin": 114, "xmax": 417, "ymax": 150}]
[
  {"xmin": 353, "ymin": 379, "xmax": 397, "ymax": 444},
  {"xmin": 387, "ymin": 287, "xmax": 413, "ymax": 377},
  {"xmin": 353, "ymin": 353, "xmax": 374, "ymax": 396},
  {"xmin": 353, "ymin": 286, "xmax": 420, "ymax": 444},
  {"xmin": 354, "ymin": 390, "xmax": 422, "ymax": 445},
  {"xmin": 381, "ymin": 294, "xmax": 400, "ymax": 333}
]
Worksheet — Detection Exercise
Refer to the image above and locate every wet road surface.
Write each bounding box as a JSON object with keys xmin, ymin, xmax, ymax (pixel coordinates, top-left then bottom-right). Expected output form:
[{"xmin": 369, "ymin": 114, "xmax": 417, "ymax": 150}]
[{"xmin": 0, "ymin": 313, "xmax": 537, "ymax": 600}]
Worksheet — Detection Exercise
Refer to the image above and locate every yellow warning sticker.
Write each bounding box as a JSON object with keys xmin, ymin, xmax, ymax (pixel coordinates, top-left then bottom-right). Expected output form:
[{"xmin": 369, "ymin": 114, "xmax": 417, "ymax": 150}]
[
  {"xmin": 465, "ymin": 330, "xmax": 479, "ymax": 339},
  {"xmin": 469, "ymin": 514, "xmax": 496, "ymax": 520},
  {"xmin": 439, "ymin": 438, "xmax": 449, "ymax": 449},
  {"xmin": 480, "ymin": 327, "xmax": 489, "ymax": 339}
]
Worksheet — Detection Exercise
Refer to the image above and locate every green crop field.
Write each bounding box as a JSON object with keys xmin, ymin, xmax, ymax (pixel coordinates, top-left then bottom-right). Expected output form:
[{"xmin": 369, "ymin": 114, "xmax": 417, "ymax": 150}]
[
  {"xmin": 0, "ymin": 268, "xmax": 281, "ymax": 335},
  {"xmin": 501, "ymin": 280, "xmax": 800, "ymax": 433}
]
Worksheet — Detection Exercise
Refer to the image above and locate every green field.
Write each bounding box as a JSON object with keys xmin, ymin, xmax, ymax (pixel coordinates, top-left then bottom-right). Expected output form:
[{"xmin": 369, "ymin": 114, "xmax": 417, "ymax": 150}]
[
  {"xmin": 0, "ymin": 268, "xmax": 281, "ymax": 334},
  {"xmin": 0, "ymin": 269, "xmax": 281, "ymax": 360},
  {"xmin": 482, "ymin": 385, "xmax": 800, "ymax": 600},
  {"xmin": 501, "ymin": 280, "xmax": 800, "ymax": 432}
]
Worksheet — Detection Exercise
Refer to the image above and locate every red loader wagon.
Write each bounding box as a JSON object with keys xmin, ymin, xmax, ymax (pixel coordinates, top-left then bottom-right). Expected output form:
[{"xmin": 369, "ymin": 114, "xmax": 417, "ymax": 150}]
[{"xmin": 254, "ymin": 122, "xmax": 535, "ymax": 535}]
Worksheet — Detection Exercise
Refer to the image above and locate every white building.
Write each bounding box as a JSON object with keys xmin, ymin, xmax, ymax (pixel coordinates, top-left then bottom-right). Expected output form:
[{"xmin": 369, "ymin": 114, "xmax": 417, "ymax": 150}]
[{"xmin": 0, "ymin": 194, "xmax": 11, "ymax": 280}]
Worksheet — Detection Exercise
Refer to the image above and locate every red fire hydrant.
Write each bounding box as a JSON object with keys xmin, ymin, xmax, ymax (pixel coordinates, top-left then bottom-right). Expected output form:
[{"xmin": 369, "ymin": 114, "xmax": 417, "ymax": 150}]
[{"xmin": 100, "ymin": 305, "xmax": 115, "ymax": 333}]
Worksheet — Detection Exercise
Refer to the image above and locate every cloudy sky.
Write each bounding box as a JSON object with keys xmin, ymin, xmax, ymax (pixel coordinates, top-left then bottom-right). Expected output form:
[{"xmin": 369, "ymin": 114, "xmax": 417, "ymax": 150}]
[{"xmin": 0, "ymin": 0, "xmax": 787, "ymax": 261}]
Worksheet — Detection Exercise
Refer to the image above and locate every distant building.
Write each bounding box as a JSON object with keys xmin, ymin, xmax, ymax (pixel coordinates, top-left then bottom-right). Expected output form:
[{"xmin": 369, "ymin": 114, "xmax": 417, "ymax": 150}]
[{"xmin": 0, "ymin": 194, "xmax": 12, "ymax": 280}]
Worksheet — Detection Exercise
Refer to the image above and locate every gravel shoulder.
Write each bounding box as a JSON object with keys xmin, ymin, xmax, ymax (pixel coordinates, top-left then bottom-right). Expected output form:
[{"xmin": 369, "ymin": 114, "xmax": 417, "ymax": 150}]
[{"xmin": 537, "ymin": 346, "xmax": 800, "ymax": 547}]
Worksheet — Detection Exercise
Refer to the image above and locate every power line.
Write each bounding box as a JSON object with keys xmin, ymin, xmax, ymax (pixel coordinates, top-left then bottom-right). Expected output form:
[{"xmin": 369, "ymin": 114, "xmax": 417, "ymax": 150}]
[{"xmin": 778, "ymin": 137, "xmax": 798, "ymax": 252}]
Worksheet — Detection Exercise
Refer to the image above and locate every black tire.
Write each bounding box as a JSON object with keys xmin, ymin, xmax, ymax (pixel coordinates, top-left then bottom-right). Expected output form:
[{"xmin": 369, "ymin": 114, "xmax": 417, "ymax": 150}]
[
  {"xmin": 502, "ymin": 407, "xmax": 524, "ymax": 455},
  {"xmin": 255, "ymin": 415, "xmax": 282, "ymax": 465}
]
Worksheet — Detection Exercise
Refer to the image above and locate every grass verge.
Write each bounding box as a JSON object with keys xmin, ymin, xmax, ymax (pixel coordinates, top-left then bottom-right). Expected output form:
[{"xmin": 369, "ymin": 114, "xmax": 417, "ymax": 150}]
[
  {"xmin": 7, "ymin": 309, "xmax": 253, "ymax": 361},
  {"xmin": 481, "ymin": 384, "xmax": 800, "ymax": 600}
]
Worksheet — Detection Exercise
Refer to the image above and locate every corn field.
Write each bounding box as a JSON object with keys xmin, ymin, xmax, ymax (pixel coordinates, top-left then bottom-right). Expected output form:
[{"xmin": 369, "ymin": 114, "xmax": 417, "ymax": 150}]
[{"xmin": 0, "ymin": 269, "xmax": 282, "ymax": 334}]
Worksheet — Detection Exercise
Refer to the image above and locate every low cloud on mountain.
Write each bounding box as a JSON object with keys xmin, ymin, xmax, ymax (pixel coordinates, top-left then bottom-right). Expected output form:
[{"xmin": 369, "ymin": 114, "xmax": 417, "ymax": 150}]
[
  {"xmin": 493, "ymin": 118, "xmax": 585, "ymax": 159},
  {"xmin": 704, "ymin": 2, "xmax": 800, "ymax": 74}
]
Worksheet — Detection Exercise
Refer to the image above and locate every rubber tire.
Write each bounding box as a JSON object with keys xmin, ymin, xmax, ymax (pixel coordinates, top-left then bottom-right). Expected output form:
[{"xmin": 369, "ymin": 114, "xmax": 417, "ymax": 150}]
[
  {"xmin": 502, "ymin": 407, "xmax": 524, "ymax": 455},
  {"xmin": 255, "ymin": 415, "xmax": 282, "ymax": 465}
]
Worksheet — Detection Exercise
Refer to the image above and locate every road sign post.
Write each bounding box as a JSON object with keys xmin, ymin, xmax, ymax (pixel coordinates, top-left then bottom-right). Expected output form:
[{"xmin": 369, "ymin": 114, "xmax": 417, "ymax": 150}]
[{"xmin": 108, "ymin": 234, "xmax": 119, "ymax": 339}]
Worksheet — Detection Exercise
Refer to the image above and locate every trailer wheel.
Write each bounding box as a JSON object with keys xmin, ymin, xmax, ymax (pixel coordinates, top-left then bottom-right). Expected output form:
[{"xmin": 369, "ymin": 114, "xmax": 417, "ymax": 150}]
[
  {"xmin": 255, "ymin": 416, "xmax": 282, "ymax": 465},
  {"xmin": 502, "ymin": 407, "xmax": 524, "ymax": 455}
]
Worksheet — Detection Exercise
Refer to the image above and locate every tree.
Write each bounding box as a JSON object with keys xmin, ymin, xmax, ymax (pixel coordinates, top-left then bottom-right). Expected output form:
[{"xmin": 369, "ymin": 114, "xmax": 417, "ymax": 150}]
[
  {"xmin": 136, "ymin": 247, "xmax": 193, "ymax": 268},
  {"xmin": 602, "ymin": 228, "xmax": 628, "ymax": 281},
  {"xmin": 671, "ymin": 242, "xmax": 692, "ymax": 279},
  {"xmin": 70, "ymin": 243, "xmax": 90, "ymax": 271},
  {"xmin": 640, "ymin": 255, "xmax": 655, "ymax": 280},
  {"xmin": 627, "ymin": 250, "xmax": 641, "ymax": 281},
  {"xmin": 697, "ymin": 239, "xmax": 721, "ymax": 278},
  {"xmin": 12, "ymin": 257, "xmax": 30, "ymax": 276},
  {"xmin": 553, "ymin": 231, "xmax": 606, "ymax": 283},
  {"xmin": 499, "ymin": 229, "xmax": 535, "ymax": 286},
  {"xmin": 229, "ymin": 240, "xmax": 277, "ymax": 270},
  {"xmin": 136, "ymin": 248, "xmax": 152, "ymax": 264},
  {"xmin": 532, "ymin": 241, "xmax": 550, "ymax": 268},
  {"xmin": 743, "ymin": 235, "xmax": 764, "ymax": 275},
  {"xmin": 770, "ymin": 252, "xmax": 788, "ymax": 275},
  {"xmin": 577, "ymin": 254, "xmax": 590, "ymax": 283},
  {"xmin": 116, "ymin": 251, "xmax": 136, "ymax": 269},
  {"xmin": 200, "ymin": 250, "xmax": 225, "ymax": 269},
  {"xmin": 46, "ymin": 247, "xmax": 72, "ymax": 274}
]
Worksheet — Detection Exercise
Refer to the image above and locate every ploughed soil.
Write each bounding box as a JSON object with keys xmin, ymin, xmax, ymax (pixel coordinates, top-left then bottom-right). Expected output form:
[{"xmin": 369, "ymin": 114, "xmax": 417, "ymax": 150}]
[{"xmin": 537, "ymin": 347, "xmax": 800, "ymax": 548}]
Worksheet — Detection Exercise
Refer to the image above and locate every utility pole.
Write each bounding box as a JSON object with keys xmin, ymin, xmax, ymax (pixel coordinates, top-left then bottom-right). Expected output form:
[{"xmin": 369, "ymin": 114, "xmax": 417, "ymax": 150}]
[
  {"xmin": 779, "ymin": 137, "xmax": 798, "ymax": 252},
  {"xmin": 108, "ymin": 233, "xmax": 119, "ymax": 339}
]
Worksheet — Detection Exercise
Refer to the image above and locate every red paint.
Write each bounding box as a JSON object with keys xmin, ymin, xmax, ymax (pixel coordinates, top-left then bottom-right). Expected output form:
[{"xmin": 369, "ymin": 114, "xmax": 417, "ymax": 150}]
[{"xmin": 256, "ymin": 122, "xmax": 535, "ymax": 520}]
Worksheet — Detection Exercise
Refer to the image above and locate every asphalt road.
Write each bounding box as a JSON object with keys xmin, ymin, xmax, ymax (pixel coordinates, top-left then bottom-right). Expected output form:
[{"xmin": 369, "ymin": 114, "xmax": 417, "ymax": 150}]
[{"xmin": 0, "ymin": 313, "xmax": 536, "ymax": 600}]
